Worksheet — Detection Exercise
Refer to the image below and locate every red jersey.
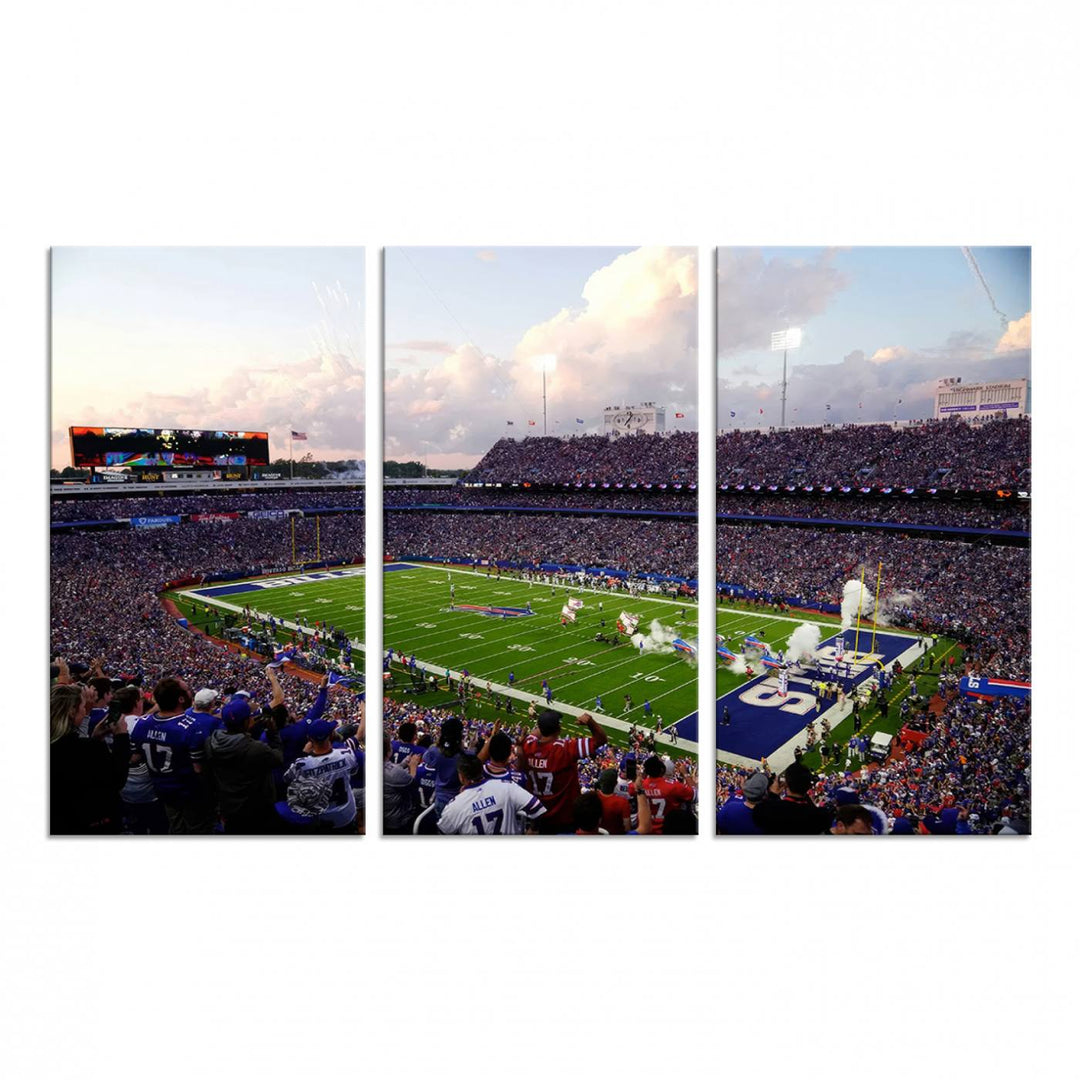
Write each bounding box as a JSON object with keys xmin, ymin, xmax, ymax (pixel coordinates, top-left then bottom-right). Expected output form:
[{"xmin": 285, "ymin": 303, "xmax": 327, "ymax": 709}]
[
  {"xmin": 638, "ymin": 776, "xmax": 695, "ymax": 833},
  {"xmin": 597, "ymin": 791, "xmax": 630, "ymax": 835},
  {"xmin": 521, "ymin": 734, "xmax": 598, "ymax": 825}
]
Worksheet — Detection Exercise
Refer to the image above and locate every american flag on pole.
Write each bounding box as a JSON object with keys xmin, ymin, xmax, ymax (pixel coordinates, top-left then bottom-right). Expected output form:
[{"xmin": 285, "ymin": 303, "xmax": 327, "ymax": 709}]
[{"xmin": 291, "ymin": 430, "xmax": 308, "ymax": 441}]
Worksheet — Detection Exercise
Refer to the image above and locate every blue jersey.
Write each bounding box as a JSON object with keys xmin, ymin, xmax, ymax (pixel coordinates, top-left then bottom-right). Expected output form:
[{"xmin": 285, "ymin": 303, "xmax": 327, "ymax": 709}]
[
  {"xmin": 422, "ymin": 746, "xmax": 463, "ymax": 806},
  {"xmin": 185, "ymin": 708, "xmax": 223, "ymax": 736},
  {"xmin": 416, "ymin": 761, "xmax": 437, "ymax": 806},
  {"xmin": 390, "ymin": 739, "xmax": 423, "ymax": 765},
  {"xmin": 130, "ymin": 713, "xmax": 210, "ymax": 799}
]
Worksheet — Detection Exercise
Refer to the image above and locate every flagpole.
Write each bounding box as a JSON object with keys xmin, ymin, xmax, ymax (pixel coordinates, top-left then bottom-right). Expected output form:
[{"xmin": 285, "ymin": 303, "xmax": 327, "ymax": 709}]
[
  {"xmin": 289, "ymin": 428, "xmax": 294, "ymax": 480},
  {"xmin": 316, "ymin": 515, "xmax": 321, "ymax": 562}
]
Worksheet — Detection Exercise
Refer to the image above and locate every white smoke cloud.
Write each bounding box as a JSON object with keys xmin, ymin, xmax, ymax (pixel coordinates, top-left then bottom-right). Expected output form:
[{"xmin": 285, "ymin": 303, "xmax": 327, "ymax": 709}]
[
  {"xmin": 785, "ymin": 622, "xmax": 822, "ymax": 664},
  {"xmin": 630, "ymin": 619, "xmax": 683, "ymax": 656},
  {"xmin": 840, "ymin": 578, "xmax": 873, "ymax": 631}
]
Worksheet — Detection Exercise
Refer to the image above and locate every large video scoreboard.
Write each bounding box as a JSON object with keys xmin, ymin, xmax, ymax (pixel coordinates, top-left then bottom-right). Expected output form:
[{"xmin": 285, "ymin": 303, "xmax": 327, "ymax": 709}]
[{"xmin": 69, "ymin": 427, "xmax": 270, "ymax": 468}]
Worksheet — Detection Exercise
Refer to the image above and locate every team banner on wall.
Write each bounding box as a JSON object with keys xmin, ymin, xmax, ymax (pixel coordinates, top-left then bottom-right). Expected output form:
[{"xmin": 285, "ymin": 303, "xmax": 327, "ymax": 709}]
[
  {"xmin": 961, "ymin": 676, "xmax": 1031, "ymax": 700},
  {"xmin": 190, "ymin": 513, "xmax": 240, "ymax": 523},
  {"xmin": 131, "ymin": 515, "xmax": 181, "ymax": 528}
]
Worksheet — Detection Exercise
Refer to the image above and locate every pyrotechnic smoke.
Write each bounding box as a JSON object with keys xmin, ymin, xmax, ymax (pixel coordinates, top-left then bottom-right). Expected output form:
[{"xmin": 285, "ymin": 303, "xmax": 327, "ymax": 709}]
[
  {"xmin": 840, "ymin": 578, "xmax": 873, "ymax": 631},
  {"xmin": 877, "ymin": 589, "xmax": 920, "ymax": 626},
  {"xmin": 785, "ymin": 622, "xmax": 822, "ymax": 665},
  {"xmin": 631, "ymin": 619, "xmax": 682, "ymax": 657}
]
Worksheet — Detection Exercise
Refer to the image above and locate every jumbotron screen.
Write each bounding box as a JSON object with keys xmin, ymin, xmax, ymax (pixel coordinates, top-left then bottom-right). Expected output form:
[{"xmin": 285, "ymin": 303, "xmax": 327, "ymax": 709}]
[{"xmin": 69, "ymin": 427, "xmax": 270, "ymax": 468}]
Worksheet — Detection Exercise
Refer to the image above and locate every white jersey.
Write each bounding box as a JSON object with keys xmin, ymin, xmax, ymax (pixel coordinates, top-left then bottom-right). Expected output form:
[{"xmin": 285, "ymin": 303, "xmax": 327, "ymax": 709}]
[
  {"xmin": 284, "ymin": 741, "xmax": 362, "ymax": 827},
  {"xmin": 437, "ymin": 777, "xmax": 546, "ymax": 835}
]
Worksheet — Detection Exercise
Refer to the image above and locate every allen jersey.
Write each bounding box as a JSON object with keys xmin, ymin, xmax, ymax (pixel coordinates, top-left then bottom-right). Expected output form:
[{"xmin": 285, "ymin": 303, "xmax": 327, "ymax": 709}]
[
  {"xmin": 638, "ymin": 775, "xmax": 696, "ymax": 834},
  {"xmin": 129, "ymin": 713, "xmax": 211, "ymax": 800},
  {"xmin": 521, "ymin": 734, "xmax": 599, "ymax": 825},
  {"xmin": 437, "ymin": 777, "xmax": 546, "ymax": 835}
]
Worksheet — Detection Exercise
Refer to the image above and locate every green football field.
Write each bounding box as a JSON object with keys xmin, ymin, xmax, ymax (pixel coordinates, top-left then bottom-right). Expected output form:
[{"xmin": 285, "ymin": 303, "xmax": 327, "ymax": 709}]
[
  {"xmin": 382, "ymin": 563, "xmax": 700, "ymax": 755},
  {"xmin": 170, "ymin": 567, "xmax": 367, "ymax": 665},
  {"xmin": 168, "ymin": 562, "xmax": 699, "ymax": 757}
]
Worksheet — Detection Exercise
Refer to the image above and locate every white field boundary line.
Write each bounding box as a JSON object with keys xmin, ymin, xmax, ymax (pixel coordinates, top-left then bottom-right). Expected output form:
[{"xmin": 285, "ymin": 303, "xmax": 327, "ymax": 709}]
[
  {"xmin": 384, "ymin": 654, "xmax": 698, "ymax": 756},
  {"xmin": 714, "ymin": 637, "xmax": 925, "ymax": 771},
  {"xmin": 176, "ymin": 589, "xmax": 368, "ymax": 655}
]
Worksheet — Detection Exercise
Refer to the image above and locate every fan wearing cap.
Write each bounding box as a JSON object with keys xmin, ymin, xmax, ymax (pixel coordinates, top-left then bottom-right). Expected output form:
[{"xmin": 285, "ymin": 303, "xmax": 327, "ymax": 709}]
[
  {"xmin": 635, "ymin": 755, "xmax": 696, "ymax": 835},
  {"xmin": 520, "ymin": 709, "xmax": 607, "ymax": 834},
  {"xmin": 203, "ymin": 695, "xmax": 284, "ymax": 834},
  {"xmin": 186, "ymin": 687, "xmax": 224, "ymax": 737},
  {"xmin": 279, "ymin": 718, "xmax": 362, "ymax": 832},
  {"xmin": 716, "ymin": 771, "xmax": 767, "ymax": 835}
]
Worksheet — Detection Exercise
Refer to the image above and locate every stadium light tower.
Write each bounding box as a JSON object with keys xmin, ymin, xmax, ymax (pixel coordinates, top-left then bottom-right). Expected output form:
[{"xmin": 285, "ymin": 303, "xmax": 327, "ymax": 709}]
[
  {"xmin": 533, "ymin": 354, "xmax": 557, "ymax": 434},
  {"xmin": 770, "ymin": 327, "xmax": 802, "ymax": 429}
]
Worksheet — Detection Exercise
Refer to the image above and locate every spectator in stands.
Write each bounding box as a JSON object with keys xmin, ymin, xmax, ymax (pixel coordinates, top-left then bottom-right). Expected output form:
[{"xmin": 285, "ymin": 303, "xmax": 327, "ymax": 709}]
[
  {"xmin": 422, "ymin": 716, "xmax": 466, "ymax": 817},
  {"xmin": 751, "ymin": 763, "xmax": 832, "ymax": 835},
  {"xmin": 130, "ymin": 678, "xmax": 216, "ymax": 835},
  {"xmin": 50, "ymin": 682, "xmax": 130, "ymax": 834},
  {"xmin": 436, "ymin": 753, "xmax": 545, "ymax": 835},
  {"xmin": 521, "ymin": 710, "xmax": 608, "ymax": 834},
  {"xmin": 204, "ymin": 695, "xmax": 284, "ymax": 834},
  {"xmin": 383, "ymin": 742, "xmax": 422, "ymax": 835},
  {"xmin": 279, "ymin": 719, "xmax": 363, "ymax": 833},
  {"xmin": 716, "ymin": 770, "xmax": 767, "ymax": 835}
]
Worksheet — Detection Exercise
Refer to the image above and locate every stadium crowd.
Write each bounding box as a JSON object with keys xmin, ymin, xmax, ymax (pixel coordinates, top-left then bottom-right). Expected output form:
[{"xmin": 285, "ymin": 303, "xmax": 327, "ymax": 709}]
[
  {"xmin": 385, "ymin": 511, "xmax": 698, "ymax": 580},
  {"xmin": 716, "ymin": 688, "xmax": 1030, "ymax": 835},
  {"xmin": 465, "ymin": 431, "xmax": 698, "ymax": 486},
  {"xmin": 50, "ymin": 520, "xmax": 366, "ymax": 835},
  {"xmin": 715, "ymin": 418, "xmax": 1029, "ymax": 490},
  {"xmin": 715, "ymin": 522, "xmax": 1030, "ymax": 680},
  {"xmin": 50, "ymin": 488, "xmax": 366, "ymax": 521},
  {"xmin": 463, "ymin": 419, "xmax": 1028, "ymax": 491},
  {"xmin": 382, "ymin": 698, "xmax": 698, "ymax": 835}
]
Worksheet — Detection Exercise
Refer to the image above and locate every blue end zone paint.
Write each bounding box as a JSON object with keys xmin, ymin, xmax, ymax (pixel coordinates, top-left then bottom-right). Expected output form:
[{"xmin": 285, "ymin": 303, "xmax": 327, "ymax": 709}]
[
  {"xmin": 384, "ymin": 562, "xmax": 418, "ymax": 572},
  {"xmin": 192, "ymin": 582, "xmax": 263, "ymax": 598},
  {"xmin": 716, "ymin": 631, "xmax": 918, "ymax": 760},
  {"xmin": 669, "ymin": 710, "xmax": 699, "ymax": 743}
]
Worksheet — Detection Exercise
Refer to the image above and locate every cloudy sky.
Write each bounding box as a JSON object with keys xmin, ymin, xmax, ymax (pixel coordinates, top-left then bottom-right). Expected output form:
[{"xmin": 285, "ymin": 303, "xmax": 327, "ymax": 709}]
[
  {"xmin": 51, "ymin": 247, "xmax": 365, "ymax": 468},
  {"xmin": 717, "ymin": 246, "xmax": 1031, "ymax": 428},
  {"xmin": 385, "ymin": 246, "xmax": 698, "ymax": 468}
]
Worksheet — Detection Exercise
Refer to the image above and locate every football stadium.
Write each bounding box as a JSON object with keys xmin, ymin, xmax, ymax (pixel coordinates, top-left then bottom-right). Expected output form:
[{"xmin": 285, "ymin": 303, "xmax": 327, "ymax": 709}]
[
  {"xmin": 712, "ymin": 417, "xmax": 1031, "ymax": 836},
  {"xmin": 50, "ymin": 426, "xmax": 368, "ymax": 836},
  {"xmin": 382, "ymin": 431, "xmax": 701, "ymax": 836}
]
